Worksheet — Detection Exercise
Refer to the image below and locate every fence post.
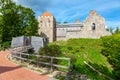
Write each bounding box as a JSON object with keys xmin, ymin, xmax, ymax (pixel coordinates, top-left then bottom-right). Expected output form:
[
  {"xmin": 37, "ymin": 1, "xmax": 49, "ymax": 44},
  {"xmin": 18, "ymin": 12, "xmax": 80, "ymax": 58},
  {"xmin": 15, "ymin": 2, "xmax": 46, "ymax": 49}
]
[
  {"xmin": 20, "ymin": 52, "xmax": 22, "ymax": 63},
  {"xmin": 28, "ymin": 54, "xmax": 30, "ymax": 67},
  {"xmin": 65, "ymin": 58, "xmax": 71, "ymax": 80},
  {"xmin": 50, "ymin": 57, "xmax": 53, "ymax": 72},
  {"xmin": 37, "ymin": 55, "xmax": 39, "ymax": 68},
  {"xmin": 68, "ymin": 58, "xmax": 71, "ymax": 73}
]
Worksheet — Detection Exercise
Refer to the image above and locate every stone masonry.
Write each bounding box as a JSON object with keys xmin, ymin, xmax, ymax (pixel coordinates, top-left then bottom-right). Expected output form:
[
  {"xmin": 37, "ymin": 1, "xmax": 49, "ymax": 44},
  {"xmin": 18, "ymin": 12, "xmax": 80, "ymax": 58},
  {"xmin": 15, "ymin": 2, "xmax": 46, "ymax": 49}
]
[
  {"xmin": 38, "ymin": 10, "xmax": 111, "ymax": 42},
  {"xmin": 38, "ymin": 12, "xmax": 56, "ymax": 43}
]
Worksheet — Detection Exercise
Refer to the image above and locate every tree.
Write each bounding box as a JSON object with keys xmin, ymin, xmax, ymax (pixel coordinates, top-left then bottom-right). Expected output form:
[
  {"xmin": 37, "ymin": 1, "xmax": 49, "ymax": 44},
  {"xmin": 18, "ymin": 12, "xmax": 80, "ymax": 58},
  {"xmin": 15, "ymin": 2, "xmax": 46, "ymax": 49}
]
[
  {"xmin": 63, "ymin": 22, "xmax": 68, "ymax": 24},
  {"xmin": 0, "ymin": 15, "xmax": 3, "ymax": 43},
  {"xmin": 17, "ymin": 5, "xmax": 38, "ymax": 36},
  {"xmin": 114, "ymin": 27, "xmax": 120, "ymax": 34},
  {"xmin": 0, "ymin": 0, "xmax": 38, "ymax": 44},
  {"xmin": 107, "ymin": 27, "xmax": 114, "ymax": 34},
  {"xmin": 1, "ymin": 0, "xmax": 22, "ymax": 41}
]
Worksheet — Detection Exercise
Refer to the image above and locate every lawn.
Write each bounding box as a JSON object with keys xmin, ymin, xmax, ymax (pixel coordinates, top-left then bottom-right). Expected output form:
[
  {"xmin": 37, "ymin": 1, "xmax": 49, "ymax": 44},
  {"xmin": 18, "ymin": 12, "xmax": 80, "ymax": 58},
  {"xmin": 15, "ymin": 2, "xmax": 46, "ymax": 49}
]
[{"xmin": 51, "ymin": 38, "xmax": 115, "ymax": 80}]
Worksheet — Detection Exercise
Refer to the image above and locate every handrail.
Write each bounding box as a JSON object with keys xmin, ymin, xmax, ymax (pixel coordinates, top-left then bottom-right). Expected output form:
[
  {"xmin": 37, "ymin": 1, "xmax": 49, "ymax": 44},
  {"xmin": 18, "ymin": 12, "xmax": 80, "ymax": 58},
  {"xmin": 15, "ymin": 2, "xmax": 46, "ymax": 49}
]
[{"xmin": 10, "ymin": 46, "xmax": 71, "ymax": 72}]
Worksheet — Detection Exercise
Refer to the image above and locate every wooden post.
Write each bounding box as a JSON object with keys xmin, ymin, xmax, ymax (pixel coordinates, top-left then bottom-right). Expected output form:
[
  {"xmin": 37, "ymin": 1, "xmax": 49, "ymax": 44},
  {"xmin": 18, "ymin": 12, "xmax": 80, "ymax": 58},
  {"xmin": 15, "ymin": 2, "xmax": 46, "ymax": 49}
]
[
  {"xmin": 68, "ymin": 58, "xmax": 71, "ymax": 73},
  {"xmin": 37, "ymin": 55, "xmax": 39, "ymax": 68},
  {"xmin": 65, "ymin": 58, "xmax": 71, "ymax": 80},
  {"xmin": 28, "ymin": 53, "xmax": 30, "ymax": 67},
  {"xmin": 50, "ymin": 57, "xmax": 53, "ymax": 72},
  {"xmin": 20, "ymin": 52, "xmax": 22, "ymax": 63}
]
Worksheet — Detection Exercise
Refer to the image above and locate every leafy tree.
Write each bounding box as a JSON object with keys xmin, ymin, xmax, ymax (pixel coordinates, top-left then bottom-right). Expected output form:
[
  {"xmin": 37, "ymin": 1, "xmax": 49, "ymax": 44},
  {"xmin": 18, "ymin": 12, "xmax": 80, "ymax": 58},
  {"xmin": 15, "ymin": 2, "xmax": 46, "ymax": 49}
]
[
  {"xmin": 17, "ymin": 5, "xmax": 38, "ymax": 36},
  {"xmin": 0, "ymin": 0, "xmax": 20, "ymax": 41},
  {"xmin": 63, "ymin": 22, "xmax": 68, "ymax": 24},
  {"xmin": 0, "ymin": 15, "xmax": 3, "ymax": 43},
  {"xmin": 0, "ymin": 0, "xmax": 38, "ymax": 47},
  {"xmin": 114, "ymin": 27, "xmax": 120, "ymax": 34},
  {"xmin": 107, "ymin": 27, "xmax": 114, "ymax": 34}
]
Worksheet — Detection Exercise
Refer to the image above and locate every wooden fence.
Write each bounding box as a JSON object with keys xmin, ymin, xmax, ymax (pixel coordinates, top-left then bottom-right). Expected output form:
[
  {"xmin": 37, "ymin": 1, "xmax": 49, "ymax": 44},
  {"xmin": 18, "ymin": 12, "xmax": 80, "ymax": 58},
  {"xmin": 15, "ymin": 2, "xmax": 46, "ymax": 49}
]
[{"xmin": 10, "ymin": 46, "xmax": 71, "ymax": 72}]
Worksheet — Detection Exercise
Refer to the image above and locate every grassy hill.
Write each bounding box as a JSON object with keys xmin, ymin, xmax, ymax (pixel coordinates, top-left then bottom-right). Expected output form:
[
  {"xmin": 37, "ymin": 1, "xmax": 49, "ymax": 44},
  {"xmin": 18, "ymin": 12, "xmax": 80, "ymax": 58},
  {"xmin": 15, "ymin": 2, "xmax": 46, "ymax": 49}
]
[{"xmin": 51, "ymin": 38, "xmax": 115, "ymax": 80}]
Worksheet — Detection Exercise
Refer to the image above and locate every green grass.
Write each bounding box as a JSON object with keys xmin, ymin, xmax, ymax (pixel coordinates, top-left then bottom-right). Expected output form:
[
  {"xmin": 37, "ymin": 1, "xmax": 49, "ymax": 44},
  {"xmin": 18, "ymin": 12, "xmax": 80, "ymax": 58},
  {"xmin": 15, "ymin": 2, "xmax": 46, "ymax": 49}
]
[{"xmin": 51, "ymin": 38, "xmax": 115, "ymax": 80}]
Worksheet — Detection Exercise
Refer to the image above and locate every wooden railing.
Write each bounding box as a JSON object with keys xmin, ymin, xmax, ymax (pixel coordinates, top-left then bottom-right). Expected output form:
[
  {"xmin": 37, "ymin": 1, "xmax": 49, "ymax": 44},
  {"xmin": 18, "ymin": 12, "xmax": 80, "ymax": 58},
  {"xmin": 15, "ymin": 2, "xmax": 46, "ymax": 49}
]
[
  {"xmin": 10, "ymin": 46, "xmax": 71, "ymax": 72},
  {"xmin": 10, "ymin": 45, "xmax": 33, "ymax": 52}
]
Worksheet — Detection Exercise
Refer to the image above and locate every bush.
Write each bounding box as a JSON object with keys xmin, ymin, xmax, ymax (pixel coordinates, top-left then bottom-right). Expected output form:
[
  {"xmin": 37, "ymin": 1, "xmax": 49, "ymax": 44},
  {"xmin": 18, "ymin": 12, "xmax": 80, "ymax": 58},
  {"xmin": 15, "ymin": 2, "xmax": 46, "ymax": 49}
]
[
  {"xmin": 38, "ymin": 44, "xmax": 62, "ymax": 66},
  {"xmin": 101, "ymin": 34, "xmax": 120, "ymax": 79},
  {"xmin": 39, "ymin": 44, "xmax": 61, "ymax": 56},
  {"xmin": 1, "ymin": 41, "xmax": 11, "ymax": 50}
]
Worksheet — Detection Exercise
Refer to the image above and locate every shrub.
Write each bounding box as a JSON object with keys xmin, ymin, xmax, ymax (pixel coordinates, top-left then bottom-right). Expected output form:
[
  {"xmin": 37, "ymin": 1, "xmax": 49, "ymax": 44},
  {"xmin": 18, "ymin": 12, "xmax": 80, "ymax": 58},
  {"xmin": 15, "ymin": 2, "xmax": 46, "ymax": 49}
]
[
  {"xmin": 39, "ymin": 44, "xmax": 61, "ymax": 56},
  {"xmin": 101, "ymin": 34, "xmax": 120, "ymax": 79},
  {"xmin": 1, "ymin": 41, "xmax": 11, "ymax": 50},
  {"xmin": 38, "ymin": 44, "xmax": 62, "ymax": 67}
]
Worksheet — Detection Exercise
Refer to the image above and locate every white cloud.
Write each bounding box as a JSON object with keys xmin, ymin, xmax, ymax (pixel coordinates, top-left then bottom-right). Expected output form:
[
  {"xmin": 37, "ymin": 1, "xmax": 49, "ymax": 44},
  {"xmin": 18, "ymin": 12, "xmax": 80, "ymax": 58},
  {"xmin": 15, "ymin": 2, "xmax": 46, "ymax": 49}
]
[
  {"xmin": 13, "ymin": 0, "xmax": 52, "ymax": 12},
  {"xmin": 12, "ymin": 0, "xmax": 120, "ymax": 27}
]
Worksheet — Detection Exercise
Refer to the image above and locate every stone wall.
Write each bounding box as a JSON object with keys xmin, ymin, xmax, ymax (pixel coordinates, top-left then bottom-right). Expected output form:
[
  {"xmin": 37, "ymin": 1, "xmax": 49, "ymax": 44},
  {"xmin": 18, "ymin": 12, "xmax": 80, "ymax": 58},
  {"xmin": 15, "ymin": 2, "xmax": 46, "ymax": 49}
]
[
  {"xmin": 64, "ymin": 10, "xmax": 111, "ymax": 40},
  {"xmin": 11, "ymin": 36, "xmax": 46, "ymax": 53},
  {"xmin": 56, "ymin": 37, "xmax": 67, "ymax": 41},
  {"xmin": 31, "ymin": 36, "xmax": 45, "ymax": 53},
  {"xmin": 38, "ymin": 15, "xmax": 56, "ymax": 43},
  {"xmin": 38, "ymin": 10, "xmax": 111, "ymax": 42},
  {"xmin": 82, "ymin": 10, "xmax": 111, "ymax": 38}
]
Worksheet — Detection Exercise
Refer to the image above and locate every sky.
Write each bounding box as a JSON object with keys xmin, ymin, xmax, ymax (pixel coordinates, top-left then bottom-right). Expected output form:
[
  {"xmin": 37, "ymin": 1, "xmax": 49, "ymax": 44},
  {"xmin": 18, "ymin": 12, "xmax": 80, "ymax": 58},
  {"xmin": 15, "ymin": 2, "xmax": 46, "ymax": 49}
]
[{"xmin": 13, "ymin": 0, "xmax": 120, "ymax": 28}]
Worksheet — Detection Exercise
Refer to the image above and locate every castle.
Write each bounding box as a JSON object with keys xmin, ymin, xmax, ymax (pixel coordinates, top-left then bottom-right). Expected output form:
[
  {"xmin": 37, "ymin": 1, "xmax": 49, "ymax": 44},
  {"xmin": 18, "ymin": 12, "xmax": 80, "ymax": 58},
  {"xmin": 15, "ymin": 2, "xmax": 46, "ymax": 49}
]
[{"xmin": 38, "ymin": 10, "xmax": 111, "ymax": 43}]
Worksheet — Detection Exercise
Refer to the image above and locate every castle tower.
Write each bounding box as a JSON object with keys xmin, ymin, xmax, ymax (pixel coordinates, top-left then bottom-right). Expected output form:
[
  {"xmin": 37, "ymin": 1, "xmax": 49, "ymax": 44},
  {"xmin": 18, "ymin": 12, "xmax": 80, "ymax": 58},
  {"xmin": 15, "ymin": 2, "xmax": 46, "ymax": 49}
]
[{"xmin": 38, "ymin": 12, "xmax": 56, "ymax": 43}]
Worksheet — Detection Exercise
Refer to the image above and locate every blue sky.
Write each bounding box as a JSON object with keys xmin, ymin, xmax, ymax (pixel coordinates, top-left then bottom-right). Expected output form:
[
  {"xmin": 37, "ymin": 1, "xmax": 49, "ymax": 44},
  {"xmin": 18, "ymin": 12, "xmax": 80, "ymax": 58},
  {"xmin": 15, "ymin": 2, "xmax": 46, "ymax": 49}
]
[{"xmin": 13, "ymin": 0, "xmax": 120, "ymax": 28}]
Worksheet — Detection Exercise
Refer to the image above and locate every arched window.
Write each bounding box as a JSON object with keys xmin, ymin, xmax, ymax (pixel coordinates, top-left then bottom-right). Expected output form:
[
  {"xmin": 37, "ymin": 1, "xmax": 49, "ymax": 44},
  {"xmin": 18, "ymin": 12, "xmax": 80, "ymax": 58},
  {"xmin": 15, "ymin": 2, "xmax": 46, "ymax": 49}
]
[{"xmin": 92, "ymin": 23, "xmax": 96, "ymax": 30}]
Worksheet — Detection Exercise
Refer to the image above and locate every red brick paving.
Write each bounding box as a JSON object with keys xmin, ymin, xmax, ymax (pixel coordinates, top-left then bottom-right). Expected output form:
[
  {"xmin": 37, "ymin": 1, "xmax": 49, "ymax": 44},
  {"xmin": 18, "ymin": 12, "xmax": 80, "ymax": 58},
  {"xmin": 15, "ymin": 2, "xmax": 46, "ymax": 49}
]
[{"xmin": 0, "ymin": 50, "xmax": 49, "ymax": 80}]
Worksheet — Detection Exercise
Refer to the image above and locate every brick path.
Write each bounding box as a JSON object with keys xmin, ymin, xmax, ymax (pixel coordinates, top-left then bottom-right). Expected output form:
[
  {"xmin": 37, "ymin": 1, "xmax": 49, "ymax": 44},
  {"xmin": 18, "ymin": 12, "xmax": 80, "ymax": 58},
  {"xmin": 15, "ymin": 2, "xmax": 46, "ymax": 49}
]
[{"xmin": 0, "ymin": 50, "xmax": 49, "ymax": 80}]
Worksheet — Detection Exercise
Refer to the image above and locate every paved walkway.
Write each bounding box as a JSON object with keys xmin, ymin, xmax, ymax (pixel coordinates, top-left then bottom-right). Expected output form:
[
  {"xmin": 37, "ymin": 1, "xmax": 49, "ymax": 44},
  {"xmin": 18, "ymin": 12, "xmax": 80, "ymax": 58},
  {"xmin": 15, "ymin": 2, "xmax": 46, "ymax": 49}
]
[{"xmin": 0, "ymin": 50, "xmax": 49, "ymax": 80}]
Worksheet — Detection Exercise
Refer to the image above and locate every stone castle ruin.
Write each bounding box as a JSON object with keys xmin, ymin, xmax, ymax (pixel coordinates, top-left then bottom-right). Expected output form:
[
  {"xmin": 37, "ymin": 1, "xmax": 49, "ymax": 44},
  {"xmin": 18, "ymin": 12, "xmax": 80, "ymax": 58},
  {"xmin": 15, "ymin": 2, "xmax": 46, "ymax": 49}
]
[{"xmin": 38, "ymin": 10, "xmax": 111, "ymax": 42}]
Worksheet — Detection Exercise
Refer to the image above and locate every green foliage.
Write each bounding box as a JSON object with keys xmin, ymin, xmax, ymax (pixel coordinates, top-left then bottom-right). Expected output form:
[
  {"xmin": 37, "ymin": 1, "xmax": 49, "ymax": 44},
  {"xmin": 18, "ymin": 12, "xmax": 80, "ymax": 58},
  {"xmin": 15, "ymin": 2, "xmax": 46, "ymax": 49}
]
[
  {"xmin": 39, "ymin": 44, "xmax": 61, "ymax": 56},
  {"xmin": 101, "ymin": 34, "xmax": 120, "ymax": 79},
  {"xmin": 0, "ymin": 0, "xmax": 38, "ymax": 49},
  {"xmin": 0, "ymin": 16, "xmax": 3, "ymax": 43},
  {"xmin": 63, "ymin": 22, "xmax": 68, "ymax": 24},
  {"xmin": 38, "ymin": 44, "xmax": 62, "ymax": 66},
  {"xmin": 53, "ymin": 38, "xmax": 115, "ymax": 80},
  {"xmin": 0, "ymin": 0, "xmax": 21, "ymax": 41},
  {"xmin": 17, "ymin": 6, "xmax": 38, "ymax": 36},
  {"xmin": 108, "ymin": 27, "xmax": 114, "ymax": 34},
  {"xmin": 1, "ymin": 41, "xmax": 11, "ymax": 50},
  {"xmin": 114, "ymin": 27, "xmax": 120, "ymax": 34}
]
